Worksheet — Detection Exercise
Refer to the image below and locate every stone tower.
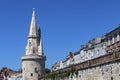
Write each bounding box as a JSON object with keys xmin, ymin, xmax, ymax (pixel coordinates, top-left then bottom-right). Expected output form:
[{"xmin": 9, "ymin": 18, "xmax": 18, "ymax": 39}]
[{"xmin": 21, "ymin": 9, "xmax": 46, "ymax": 80}]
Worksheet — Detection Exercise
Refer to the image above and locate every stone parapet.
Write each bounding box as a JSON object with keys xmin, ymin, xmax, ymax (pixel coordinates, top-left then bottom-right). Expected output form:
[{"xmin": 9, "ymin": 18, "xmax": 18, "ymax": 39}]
[{"xmin": 21, "ymin": 55, "xmax": 46, "ymax": 61}]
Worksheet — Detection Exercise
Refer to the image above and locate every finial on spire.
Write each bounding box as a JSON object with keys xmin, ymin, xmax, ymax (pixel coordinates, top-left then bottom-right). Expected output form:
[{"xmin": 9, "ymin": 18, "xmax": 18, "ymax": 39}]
[
  {"xmin": 33, "ymin": 8, "xmax": 35, "ymax": 11},
  {"xmin": 32, "ymin": 8, "xmax": 35, "ymax": 17}
]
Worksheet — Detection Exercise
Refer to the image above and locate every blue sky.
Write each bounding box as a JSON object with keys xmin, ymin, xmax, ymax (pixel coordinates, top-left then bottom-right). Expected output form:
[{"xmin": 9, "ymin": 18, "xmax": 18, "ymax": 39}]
[{"xmin": 0, "ymin": 0, "xmax": 120, "ymax": 70}]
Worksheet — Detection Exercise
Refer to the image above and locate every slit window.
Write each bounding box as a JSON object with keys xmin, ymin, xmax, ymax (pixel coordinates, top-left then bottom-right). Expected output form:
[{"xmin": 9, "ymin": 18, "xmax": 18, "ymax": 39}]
[
  {"xmin": 31, "ymin": 73, "xmax": 33, "ymax": 77},
  {"xmin": 35, "ymin": 68, "xmax": 37, "ymax": 73}
]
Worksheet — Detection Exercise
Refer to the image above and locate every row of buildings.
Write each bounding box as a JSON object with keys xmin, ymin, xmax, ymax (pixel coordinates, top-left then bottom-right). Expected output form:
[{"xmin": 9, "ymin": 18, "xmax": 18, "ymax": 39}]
[
  {"xmin": 0, "ymin": 67, "xmax": 22, "ymax": 80},
  {"xmin": 0, "ymin": 67, "xmax": 9, "ymax": 80},
  {"xmin": 8, "ymin": 73, "xmax": 22, "ymax": 80},
  {"xmin": 52, "ymin": 25, "xmax": 120, "ymax": 71}
]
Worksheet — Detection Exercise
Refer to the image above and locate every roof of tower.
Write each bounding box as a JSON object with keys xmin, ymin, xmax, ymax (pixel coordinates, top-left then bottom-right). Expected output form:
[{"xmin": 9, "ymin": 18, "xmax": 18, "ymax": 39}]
[{"xmin": 28, "ymin": 8, "xmax": 38, "ymax": 37}]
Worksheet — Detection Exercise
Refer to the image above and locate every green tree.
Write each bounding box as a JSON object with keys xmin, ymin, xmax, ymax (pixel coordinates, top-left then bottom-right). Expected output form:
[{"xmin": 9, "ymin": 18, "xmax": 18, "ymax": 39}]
[{"xmin": 45, "ymin": 68, "xmax": 51, "ymax": 74}]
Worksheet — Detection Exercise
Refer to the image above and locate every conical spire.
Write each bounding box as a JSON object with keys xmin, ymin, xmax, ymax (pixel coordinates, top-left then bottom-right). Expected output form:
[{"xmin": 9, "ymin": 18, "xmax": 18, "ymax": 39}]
[
  {"xmin": 29, "ymin": 8, "xmax": 37, "ymax": 37},
  {"xmin": 26, "ymin": 9, "xmax": 44, "ymax": 56}
]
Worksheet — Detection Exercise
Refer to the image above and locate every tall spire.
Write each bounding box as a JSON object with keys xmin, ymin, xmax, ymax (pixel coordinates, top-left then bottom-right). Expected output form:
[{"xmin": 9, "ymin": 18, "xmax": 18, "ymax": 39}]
[
  {"xmin": 29, "ymin": 8, "xmax": 37, "ymax": 37},
  {"xmin": 26, "ymin": 8, "xmax": 44, "ymax": 56}
]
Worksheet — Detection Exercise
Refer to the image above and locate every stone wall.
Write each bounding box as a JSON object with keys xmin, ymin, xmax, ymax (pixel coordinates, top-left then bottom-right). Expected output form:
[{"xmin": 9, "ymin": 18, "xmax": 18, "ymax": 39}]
[
  {"xmin": 77, "ymin": 61, "xmax": 120, "ymax": 80},
  {"xmin": 42, "ymin": 61, "xmax": 120, "ymax": 80},
  {"xmin": 41, "ymin": 52, "xmax": 120, "ymax": 80}
]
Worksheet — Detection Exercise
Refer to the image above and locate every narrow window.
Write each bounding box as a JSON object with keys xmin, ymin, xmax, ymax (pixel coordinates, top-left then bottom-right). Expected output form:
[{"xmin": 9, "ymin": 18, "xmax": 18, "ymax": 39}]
[
  {"xmin": 29, "ymin": 40, "xmax": 31, "ymax": 47},
  {"xmin": 35, "ymin": 68, "xmax": 37, "ymax": 73},
  {"xmin": 111, "ymin": 77, "xmax": 113, "ymax": 80},
  {"xmin": 31, "ymin": 73, "xmax": 33, "ymax": 77},
  {"xmin": 33, "ymin": 47, "xmax": 35, "ymax": 53}
]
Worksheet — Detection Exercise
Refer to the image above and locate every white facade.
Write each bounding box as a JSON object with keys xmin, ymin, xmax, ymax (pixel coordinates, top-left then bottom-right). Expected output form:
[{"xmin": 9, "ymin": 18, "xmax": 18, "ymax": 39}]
[
  {"xmin": 80, "ymin": 49, "xmax": 85, "ymax": 63},
  {"xmin": 52, "ymin": 36, "xmax": 107, "ymax": 71},
  {"xmin": 94, "ymin": 44, "xmax": 106, "ymax": 58},
  {"xmin": 21, "ymin": 9, "xmax": 46, "ymax": 80},
  {"xmin": 62, "ymin": 59, "xmax": 68, "ymax": 68},
  {"xmin": 80, "ymin": 36, "xmax": 106, "ymax": 62},
  {"xmin": 8, "ymin": 74, "xmax": 22, "ymax": 80},
  {"xmin": 74, "ymin": 52, "xmax": 80, "ymax": 64},
  {"xmin": 52, "ymin": 62, "xmax": 61, "ymax": 71},
  {"xmin": 52, "ymin": 53, "xmax": 74, "ymax": 71}
]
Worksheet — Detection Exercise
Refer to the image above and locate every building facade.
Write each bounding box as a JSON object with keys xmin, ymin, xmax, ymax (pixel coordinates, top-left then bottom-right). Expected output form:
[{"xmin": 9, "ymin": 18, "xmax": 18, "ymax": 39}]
[
  {"xmin": 52, "ymin": 35, "xmax": 107, "ymax": 71},
  {"xmin": 106, "ymin": 25, "xmax": 120, "ymax": 54},
  {"xmin": 21, "ymin": 9, "xmax": 46, "ymax": 80},
  {"xmin": 43, "ymin": 25, "xmax": 120, "ymax": 80}
]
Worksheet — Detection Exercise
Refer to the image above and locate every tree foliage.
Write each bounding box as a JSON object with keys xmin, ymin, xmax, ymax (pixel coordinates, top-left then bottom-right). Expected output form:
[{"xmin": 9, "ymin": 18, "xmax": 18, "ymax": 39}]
[{"xmin": 45, "ymin": 68, "xmax": 51, "ymax": 74}]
